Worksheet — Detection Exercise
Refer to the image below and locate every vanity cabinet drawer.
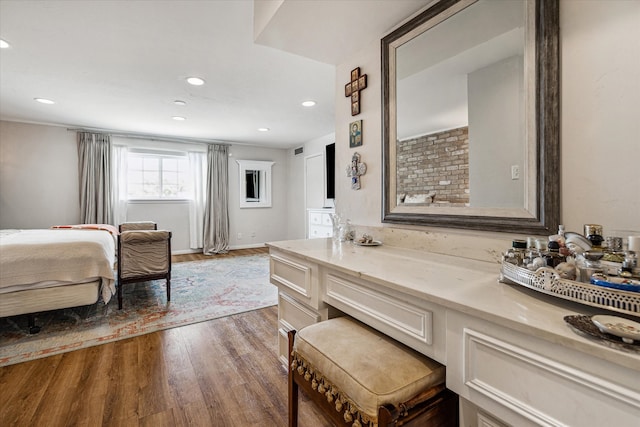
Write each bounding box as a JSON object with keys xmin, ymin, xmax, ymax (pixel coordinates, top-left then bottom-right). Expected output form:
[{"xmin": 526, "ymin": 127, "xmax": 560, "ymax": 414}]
[
  {"xmin": 323, "ymin": 271, "xmax": 446, "ymax": 363},
  {"xmin": 446, "ymin": 310, "xmax": 640, "ymax": 427},
  {"xmin": 270, "ymin": 252, "xmax": 319, "ymax": 307},
  {"xmin": 278, "ymin": 292, "xmax": 321, "ymax": 332}
]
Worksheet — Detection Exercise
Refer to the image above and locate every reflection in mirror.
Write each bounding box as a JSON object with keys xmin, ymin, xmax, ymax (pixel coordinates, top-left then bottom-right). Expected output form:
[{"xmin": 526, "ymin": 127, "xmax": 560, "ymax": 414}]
[
  {"xmin": 236, "ymin": 160, "xmax": 274, "ymax": 208},
  {"xmin": 245, "ymin": 170, "xmax": 261, "ymax": 201},
  {"xmin": 382, "ymin": 0, "xmax": 559, "ymax": 234}
]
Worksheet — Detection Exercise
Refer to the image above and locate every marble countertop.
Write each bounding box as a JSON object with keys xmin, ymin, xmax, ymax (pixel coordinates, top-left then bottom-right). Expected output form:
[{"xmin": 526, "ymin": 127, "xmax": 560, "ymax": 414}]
[{"xmin": 267, "ymin": 238, "xmax": 640, "ymax": 371}]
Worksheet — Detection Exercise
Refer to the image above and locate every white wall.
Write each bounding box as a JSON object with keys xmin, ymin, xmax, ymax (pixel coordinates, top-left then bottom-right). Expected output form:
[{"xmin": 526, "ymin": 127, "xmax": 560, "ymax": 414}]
[
  {"xmin": 0, "ymin": 122, "xmax": 80, "ymax": 228},
  {"xmin": 228, "ymin": 144, "xmax": 289, "ymax": 248},
  {"xmin": 560, "ymin": 0, "xmax": 639, "ymax": 238},
  {"xmin": 0, "ymin": 120, "xmax": 292, "ymax": 252},
  {"xmin": 330, "ymin": 0, "xmax": 639, "ymax": 259}
]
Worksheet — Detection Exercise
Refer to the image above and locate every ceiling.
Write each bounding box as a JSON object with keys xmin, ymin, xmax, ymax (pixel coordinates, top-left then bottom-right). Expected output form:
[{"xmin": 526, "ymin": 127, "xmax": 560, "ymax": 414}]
[{"xmin": 0, "ymin": 0, "xmax": 430, "ymax": 149}]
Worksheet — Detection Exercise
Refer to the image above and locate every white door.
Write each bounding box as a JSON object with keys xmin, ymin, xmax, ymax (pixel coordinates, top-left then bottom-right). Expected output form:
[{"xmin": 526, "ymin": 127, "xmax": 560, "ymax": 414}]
[{"xmin": 304, "ymin": 153, "xmax": 325, "ymax": 237}]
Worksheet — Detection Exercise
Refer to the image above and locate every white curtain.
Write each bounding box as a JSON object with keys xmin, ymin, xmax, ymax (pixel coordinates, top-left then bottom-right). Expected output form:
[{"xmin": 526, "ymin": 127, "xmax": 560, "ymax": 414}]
[
  {"xmin": 203, "ymin": 144, "xmax": 229, "ymax": 254},
  {"xmin": 112, "ymin": 145, "xmax": 128, "ymax": 226},
  {"xmin": 77, "ymin": 132, "xmax": 113, "ymax": 224},
  {"xmin": 188, "ymin": 151, "xmax": 206, "ymax": 249}
]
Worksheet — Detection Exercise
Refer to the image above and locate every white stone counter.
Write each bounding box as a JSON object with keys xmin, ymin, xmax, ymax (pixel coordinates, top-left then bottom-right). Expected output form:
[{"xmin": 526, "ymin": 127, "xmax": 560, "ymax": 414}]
[{"xmin": 267, "ymin": 238, "xmax": 640, "ymax": 371}]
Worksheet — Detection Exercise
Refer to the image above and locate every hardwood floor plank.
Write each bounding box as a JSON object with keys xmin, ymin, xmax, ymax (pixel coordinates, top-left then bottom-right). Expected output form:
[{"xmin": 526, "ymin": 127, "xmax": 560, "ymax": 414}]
[
  {"xmin": 28, "ymin": 349, "xmax": 92, "ymax": 427},
  {"xmin": 102, "ymin": 338, "xmax": 142, "ymax": 424},
  {"xmin": 159, "ymin": 328, "xmax": 206, "ymax": 408},
  {"xmin": 170, "ymin": 400, "xmax": 214, "ymax": 427},
  {"xmin": 0, "ymin": 354, "xmax": 62, "ymax": 426},
  {"xmin": 69, "ymin": 343, "xmax": 115, "ymax": 426},
  {"xmin": 137, "ymin": 332, "xmax": 177, "ymax": 419}
]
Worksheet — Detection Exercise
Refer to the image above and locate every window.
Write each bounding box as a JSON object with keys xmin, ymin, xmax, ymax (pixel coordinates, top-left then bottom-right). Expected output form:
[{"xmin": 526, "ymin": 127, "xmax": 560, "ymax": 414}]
[{"xmin": 127, "ymin": 150, "xmax": 191, "ymax": 199}]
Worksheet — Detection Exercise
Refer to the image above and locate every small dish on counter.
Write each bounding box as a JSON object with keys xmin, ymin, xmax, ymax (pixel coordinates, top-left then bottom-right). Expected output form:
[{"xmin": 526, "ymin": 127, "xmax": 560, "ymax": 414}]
[
  {"xmin": 354, "ymin": 240, "xmax": 382, "ymax": 247},
  {"xmin": 591, "ymin": 315, "xmax": 640, "ymax": 344}
]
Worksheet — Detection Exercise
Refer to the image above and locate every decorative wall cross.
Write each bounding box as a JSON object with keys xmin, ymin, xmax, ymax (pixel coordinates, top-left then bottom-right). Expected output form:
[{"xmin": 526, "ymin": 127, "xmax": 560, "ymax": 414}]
[
  {"xmin": 346, "ymin": 152, "xmax": 367, "ymax": 190},
  {"xmin": 344, "ymin": 67, "xmax": 367, "ymax": 116}
]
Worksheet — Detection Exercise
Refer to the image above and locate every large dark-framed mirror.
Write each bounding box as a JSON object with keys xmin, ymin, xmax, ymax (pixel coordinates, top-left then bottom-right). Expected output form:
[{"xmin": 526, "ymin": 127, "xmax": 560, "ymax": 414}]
[{"xmin": 382, "ymin": 0, "xmax": 559, "ymax": 234}]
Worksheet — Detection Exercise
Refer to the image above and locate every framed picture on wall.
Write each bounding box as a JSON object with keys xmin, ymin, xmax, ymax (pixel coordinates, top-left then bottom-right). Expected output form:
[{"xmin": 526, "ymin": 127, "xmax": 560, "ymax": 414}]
[{"xmin": 349, "ymin": 120, "xmax": 362, "ymax": 148}]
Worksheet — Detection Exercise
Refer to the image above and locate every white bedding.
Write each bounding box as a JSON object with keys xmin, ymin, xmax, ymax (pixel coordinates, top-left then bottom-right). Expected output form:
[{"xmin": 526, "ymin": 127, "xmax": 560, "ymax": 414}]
[{"xmin": 0, "ymin": 229, "xmax": 116, "ymax": 303}]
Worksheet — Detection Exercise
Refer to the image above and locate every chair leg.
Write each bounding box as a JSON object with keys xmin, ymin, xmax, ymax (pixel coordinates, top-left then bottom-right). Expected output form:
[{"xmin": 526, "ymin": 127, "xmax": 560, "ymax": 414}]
[
  {"xmin": 117, "ymin": 281, "xmax": 123, "ymax": 310},
  {"xmin": 166, "ymin": 277, "xmax": 171, "ymax": 302},
  {"xmin": 288, "ymin": 330, "xmax": 299, "ymax": 427}
]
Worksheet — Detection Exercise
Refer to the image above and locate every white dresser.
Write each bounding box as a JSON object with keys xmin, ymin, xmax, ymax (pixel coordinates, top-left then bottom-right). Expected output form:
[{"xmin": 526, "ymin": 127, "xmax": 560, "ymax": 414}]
[{"xmin": 307, "ymin": 208, "xmax": 334, "ymax": 239}]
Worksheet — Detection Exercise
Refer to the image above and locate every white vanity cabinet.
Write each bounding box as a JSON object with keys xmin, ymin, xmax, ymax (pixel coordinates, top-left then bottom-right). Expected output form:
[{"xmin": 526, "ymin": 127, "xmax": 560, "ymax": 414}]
[
  {"xmin": 307, "ymin": 208, "xmax": 334, "ymax": 239},
  {"xmin": 269, "ymin": 249, "xmax": 340, "ymax": 367},
  {"xmin": 267, "ymin": 239, "xmax": 640, "ymax": 426},
  {"xmin": 446, "ymin": 310, "xmax": 640, "ymax": 427}
]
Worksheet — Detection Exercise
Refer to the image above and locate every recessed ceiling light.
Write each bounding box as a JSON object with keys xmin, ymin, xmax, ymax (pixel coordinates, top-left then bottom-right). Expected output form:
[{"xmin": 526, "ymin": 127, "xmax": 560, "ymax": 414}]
[
  {"xmin": 174, "ymin": 100, "xmax": 186, "ymax": 106},
  {"xmin": 302, "ymin": 100, "xmax": 316, "ymax": 107},
  {"xmin": 34, "ymin": 98, "xmax": 55, "ymax": 105},
  {"xmin": 257, "ymin": 127, "xmax": 270, "ymax": 132},
  {"xmin": 186, "ymin": 77, "xmax": 205, "ymax": 86},
  {"xmin": 0, "ymin": 39, "xmax": 9, "ymax": 49},
  {"xmin": 172, "ymin": 116, "xmax": 186, "ymax": 121}
]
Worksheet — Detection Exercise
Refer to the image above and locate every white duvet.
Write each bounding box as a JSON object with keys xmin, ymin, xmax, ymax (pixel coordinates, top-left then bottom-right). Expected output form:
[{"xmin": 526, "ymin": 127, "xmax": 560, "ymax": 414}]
[{"xmin": 0, "ymin": 229, "xmax": 116, "ymax": 303}]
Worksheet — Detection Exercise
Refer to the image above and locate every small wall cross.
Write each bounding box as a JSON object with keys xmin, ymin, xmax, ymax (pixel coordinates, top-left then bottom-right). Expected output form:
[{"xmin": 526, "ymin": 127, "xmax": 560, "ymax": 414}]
[
  {"xmin": 344, "ymin": 67, "xmax": 367, "ymax": 116},
  {"xmin": 346, "ymin": 152, "xmax": 367, "ymax": 190}
]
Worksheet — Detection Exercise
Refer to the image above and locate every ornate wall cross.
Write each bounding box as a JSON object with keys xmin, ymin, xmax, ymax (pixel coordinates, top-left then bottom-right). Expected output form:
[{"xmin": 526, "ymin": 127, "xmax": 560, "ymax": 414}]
[
  {"xmin": 346, "ymin": 152, "xmax": 367, "ymax": 190},
  {"xmin": 344, "ymin": 67, "xmax": 367, "ymax": 116}
]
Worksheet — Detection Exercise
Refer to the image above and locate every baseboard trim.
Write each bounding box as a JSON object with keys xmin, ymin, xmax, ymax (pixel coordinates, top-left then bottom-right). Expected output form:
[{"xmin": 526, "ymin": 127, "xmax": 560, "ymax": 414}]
[
  {"xmin": 229, "ymin": 243, "xmax": 267, "ymax": 250},
  {"xmin": 172, "ymin": 243, "xmax": 266, "ymax": 255}
]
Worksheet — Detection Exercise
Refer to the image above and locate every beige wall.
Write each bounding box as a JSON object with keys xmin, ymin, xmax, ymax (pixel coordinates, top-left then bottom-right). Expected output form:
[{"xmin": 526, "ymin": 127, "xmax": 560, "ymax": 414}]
[
  {"xmin": 330, "ymin": 0, "xmax": 639, "ymax": 260},
  {"xmin": 0, "ymin": 122, "xmax": 80, "ymax": 228}
]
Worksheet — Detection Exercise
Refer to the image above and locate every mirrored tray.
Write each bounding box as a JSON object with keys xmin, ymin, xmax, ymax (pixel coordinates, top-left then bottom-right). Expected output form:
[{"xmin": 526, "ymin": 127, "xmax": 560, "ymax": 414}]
[{"xmin": 500, "ymin": 262, "xmax": 640, "ymax": 318}]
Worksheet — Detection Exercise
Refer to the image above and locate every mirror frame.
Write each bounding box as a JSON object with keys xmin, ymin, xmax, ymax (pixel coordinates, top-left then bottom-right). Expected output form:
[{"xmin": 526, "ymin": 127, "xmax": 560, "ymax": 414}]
[{"xmin": 381, "ymin": 0, "xmax": 559, "ymax": 234}]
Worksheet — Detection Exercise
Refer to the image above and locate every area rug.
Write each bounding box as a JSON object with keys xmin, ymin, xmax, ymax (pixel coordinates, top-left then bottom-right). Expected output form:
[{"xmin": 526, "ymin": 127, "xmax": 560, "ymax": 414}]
[{"xmin": 0, "ymin": 254, "xmax": 277, "ymax": 367}]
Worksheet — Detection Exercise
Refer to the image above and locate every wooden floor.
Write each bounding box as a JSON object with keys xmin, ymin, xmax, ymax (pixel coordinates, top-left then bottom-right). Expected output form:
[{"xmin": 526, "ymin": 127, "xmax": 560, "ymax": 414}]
[
  {"xmin": 171, "ymin": 247, "xmax": 270, "ymax": 263},
  {"xmin": 0, "ymin": 248, "xmax": 332, "ymax": 427}
]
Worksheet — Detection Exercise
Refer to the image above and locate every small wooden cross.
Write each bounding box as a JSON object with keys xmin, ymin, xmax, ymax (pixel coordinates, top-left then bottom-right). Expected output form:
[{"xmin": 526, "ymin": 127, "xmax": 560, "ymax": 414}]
[{"xmin": 344, "ymin": 67, "xmax": 367, "ymax": 116}]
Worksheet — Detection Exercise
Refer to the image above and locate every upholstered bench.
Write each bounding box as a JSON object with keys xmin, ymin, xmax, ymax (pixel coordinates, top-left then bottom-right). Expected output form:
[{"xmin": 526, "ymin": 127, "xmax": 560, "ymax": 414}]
[{"xmin": 288, "ymin": 317, "xmax": 458, "ymax": 427}]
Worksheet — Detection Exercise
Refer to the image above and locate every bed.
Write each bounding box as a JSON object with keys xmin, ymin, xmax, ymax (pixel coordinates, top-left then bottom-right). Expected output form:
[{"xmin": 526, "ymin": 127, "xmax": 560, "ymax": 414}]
[{"xmin": 0, "ymin": 226, "xmax": 117, "ymax": 331}]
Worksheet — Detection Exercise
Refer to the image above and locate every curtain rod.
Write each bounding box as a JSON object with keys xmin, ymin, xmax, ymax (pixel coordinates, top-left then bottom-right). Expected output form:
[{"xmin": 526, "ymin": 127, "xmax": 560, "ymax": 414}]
[{"xmin": 67, "ymin": 127, "xmax": 231, "ymax": 146}]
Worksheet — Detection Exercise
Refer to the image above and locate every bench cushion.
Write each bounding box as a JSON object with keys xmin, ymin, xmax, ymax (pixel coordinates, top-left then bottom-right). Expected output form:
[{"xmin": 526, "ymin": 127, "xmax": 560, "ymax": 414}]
[{"xmin": 292, "ymin": 317, "xmax": 445, "ymax": 421}]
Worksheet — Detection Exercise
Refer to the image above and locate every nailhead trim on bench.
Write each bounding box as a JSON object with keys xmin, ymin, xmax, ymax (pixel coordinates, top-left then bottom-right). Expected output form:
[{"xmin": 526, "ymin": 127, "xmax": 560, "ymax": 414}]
[{"xmin": 291, "ymin": 352, "xmax": 377, "ymax": 427}]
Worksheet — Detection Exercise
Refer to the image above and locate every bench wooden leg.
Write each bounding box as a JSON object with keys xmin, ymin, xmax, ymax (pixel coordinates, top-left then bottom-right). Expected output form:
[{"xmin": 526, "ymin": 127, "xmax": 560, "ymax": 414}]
[
  {"xmin": 288, "ymin": 330, "xmax": 299, "ymax": 427},
  {"xmin": 117, "ymin": 281, "xmax": 123, "ymax": 309}
]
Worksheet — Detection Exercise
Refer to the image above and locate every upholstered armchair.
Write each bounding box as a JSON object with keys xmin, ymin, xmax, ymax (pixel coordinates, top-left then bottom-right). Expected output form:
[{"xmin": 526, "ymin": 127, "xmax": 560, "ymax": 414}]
[{"xmin": 117, "ymin": 222, "xmax": 171, "ymax": 309}]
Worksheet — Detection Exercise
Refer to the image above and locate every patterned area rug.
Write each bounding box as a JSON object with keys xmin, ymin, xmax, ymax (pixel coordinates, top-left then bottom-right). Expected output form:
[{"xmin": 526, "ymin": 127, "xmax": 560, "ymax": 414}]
[{"xmin": 0, "ymin": 254, "xmax": 277, "ymax": 367}]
